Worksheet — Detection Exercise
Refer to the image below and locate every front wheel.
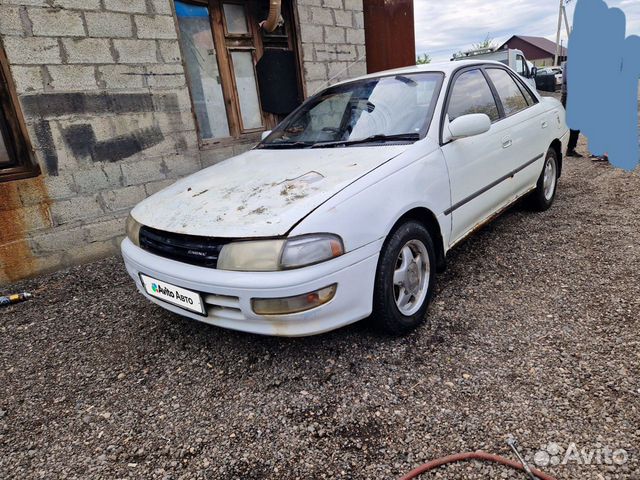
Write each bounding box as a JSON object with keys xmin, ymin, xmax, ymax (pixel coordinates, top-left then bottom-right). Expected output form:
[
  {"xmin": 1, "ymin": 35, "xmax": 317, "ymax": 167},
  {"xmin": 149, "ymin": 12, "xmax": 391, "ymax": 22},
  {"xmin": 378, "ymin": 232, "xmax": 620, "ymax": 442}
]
[
  {"xmin": 371, "ymin": 221, "xmax": 436, "ymax": 335},
  {"xmin": 529, "ymin": 148, "xmax": 558, "ymax": 211}
]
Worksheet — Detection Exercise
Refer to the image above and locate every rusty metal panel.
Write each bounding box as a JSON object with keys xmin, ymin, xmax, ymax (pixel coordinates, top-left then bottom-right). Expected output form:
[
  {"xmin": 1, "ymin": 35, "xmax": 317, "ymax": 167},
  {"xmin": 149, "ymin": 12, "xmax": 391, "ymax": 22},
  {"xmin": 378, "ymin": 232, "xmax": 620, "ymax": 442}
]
[{"xmin": 363, "ymin": 0, "xmax": 416, "ymax": 74}]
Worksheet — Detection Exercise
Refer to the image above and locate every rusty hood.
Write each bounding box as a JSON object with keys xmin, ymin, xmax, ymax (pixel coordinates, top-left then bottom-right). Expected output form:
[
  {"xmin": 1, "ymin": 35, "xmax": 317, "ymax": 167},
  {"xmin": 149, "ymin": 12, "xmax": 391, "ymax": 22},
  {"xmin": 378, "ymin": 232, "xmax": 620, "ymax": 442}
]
[{"xmin": 131, "ymin": 145, "xmax": 408, "ymax": 238}]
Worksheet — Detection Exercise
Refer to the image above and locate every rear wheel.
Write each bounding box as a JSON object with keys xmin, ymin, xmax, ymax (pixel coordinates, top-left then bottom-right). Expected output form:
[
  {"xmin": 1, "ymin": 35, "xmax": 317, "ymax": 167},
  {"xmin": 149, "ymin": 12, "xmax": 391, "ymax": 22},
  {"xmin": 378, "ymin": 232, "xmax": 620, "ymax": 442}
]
[
  {"xmin": 371, "ymin": 221, "xmax": 436, "ymax": 335},
  {"xmin": 529, "ymin": 148, "xmax": 558, "ymax": 211}
]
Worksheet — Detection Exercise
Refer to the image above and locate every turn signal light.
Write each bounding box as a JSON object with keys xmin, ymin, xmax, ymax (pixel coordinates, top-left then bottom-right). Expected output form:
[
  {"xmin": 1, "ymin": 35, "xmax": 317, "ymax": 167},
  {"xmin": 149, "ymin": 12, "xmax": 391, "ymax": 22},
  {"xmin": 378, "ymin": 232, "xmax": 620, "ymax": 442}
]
[{"xmin": 251, "ymin": 284, "xmax": 337, "ymax": 315}]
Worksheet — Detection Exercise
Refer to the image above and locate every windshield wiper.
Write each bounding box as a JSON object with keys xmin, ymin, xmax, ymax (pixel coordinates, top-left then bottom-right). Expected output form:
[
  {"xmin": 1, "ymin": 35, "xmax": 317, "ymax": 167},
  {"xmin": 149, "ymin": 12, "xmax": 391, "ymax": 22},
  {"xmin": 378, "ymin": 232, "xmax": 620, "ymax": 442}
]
[
  {"xmin": 258, "ymin": 141, "xmax": 314, "ymax": 149},
  {"xmin": 311, "ymin": 133, "xmax": 420, "ymax": 148}
]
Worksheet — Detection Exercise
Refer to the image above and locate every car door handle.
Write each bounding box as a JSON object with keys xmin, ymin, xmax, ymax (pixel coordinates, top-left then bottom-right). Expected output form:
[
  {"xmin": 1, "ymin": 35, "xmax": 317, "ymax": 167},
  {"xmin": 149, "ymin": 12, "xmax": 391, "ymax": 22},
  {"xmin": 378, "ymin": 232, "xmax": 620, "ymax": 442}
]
[
  {"xmin": 502, "ymin": 137, "xmax": 512, "ymax": 148},
  {"xmin": 541, "ymin": 120, "xmax": 548, "ymax": 129}
]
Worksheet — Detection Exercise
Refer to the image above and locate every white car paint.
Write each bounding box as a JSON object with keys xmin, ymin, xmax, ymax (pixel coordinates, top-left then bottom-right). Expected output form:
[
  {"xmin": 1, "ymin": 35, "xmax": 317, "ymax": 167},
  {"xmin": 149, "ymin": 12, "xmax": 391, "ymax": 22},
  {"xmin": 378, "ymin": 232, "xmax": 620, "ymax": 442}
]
[
  {"xmin": 122, "ymin": 60, "xmax": 569, "ymax": 336},
  {"xmin": 131, "ymin": 146, "xmax": 408, "ymax": 238}
]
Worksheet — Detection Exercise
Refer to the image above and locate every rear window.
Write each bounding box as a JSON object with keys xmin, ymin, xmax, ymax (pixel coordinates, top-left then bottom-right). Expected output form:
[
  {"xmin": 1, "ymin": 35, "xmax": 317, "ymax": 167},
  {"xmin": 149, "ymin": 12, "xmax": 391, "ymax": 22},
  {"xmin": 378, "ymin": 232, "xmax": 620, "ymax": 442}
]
[{"xmin": 486, "ymin": 68, "xmax": 529, "ymax": 117}]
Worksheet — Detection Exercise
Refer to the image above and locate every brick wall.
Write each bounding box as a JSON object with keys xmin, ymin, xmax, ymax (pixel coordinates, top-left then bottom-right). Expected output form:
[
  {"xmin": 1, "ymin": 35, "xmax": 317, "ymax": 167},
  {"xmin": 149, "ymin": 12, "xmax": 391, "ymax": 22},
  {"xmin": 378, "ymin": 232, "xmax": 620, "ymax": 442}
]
[
  {"xmin": 0, "ymin": 0, "xmax": 366, "ymax": 285},
  {"xmin": 296, "ymin": 0, "xmax": 366, "ymax": 95}
]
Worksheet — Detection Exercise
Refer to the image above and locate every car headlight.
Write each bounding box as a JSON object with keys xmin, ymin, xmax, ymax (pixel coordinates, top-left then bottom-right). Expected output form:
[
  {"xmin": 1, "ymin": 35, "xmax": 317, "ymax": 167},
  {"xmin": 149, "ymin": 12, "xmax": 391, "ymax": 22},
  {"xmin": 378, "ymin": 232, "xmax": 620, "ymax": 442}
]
[
  {"xmin": 126, "ymin": 214, "xmax": 142, "ymax": 247},
  {"xmin": 279, "ymin": 234, "xmax": 344, "ymax": 269},
  {"xmin": 217, "ymin": 234, "xmax": 344, "ymax": 271},
  {"xmin": 217, "ymin": 239, "xmax": 286, "ymax": 272}
]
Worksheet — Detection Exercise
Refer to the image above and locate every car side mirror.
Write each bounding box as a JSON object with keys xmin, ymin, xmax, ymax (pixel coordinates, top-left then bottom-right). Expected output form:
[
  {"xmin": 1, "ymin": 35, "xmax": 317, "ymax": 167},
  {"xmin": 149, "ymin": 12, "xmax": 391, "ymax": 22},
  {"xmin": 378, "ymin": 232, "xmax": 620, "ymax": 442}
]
[
  {"xmin": 261, "ymin": 130, "xmax": 272, "ymax": 141},
  {"xmin": 531, "ymin": 66, "xmax": 538, "ymax": 78},
  {"xmin": 446, "ymin": 114, "xmax": 491, "ymax": 141}
]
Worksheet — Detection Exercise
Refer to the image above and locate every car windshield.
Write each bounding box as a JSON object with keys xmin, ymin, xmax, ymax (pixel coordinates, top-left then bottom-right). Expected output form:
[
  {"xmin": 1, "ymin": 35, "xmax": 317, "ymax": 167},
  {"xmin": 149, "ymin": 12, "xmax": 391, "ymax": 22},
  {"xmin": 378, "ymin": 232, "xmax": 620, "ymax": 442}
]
[{"xmin": 259, "ymin": 72, "xmax": 443, "ymax": 148}]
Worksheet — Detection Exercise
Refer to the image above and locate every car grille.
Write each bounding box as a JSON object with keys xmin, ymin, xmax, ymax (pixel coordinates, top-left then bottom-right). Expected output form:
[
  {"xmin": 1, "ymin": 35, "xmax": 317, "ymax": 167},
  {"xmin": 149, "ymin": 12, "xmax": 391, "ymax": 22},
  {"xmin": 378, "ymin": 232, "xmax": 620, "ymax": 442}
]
[{"xmin": 139, "ymin": 226, "xmax": 230, "ymax": 268}]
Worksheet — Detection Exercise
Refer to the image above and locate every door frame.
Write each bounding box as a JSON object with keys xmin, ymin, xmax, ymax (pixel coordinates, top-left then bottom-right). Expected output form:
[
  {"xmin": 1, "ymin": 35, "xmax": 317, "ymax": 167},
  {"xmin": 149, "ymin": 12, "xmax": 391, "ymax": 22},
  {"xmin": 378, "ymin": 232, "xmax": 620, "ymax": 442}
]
[{"xmin": 437, "ymin": 63, "xmax": 543, "ymax": 246}]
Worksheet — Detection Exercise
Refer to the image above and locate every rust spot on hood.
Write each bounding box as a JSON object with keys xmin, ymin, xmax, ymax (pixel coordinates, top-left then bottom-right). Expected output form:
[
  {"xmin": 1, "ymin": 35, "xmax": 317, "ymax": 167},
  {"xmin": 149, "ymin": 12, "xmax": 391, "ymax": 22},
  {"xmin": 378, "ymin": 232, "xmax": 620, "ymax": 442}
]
[{"xmin": 0, "ymin": 176, "xmax": 52, "ymax": 284}]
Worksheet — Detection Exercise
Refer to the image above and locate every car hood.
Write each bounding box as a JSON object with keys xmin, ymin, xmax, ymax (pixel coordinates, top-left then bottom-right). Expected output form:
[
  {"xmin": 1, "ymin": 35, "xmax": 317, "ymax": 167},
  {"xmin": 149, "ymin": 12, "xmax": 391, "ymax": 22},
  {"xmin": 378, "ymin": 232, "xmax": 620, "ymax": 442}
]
[{"xmin": 131, "ymin": 145, "xmax": 409, "ymax": 238}]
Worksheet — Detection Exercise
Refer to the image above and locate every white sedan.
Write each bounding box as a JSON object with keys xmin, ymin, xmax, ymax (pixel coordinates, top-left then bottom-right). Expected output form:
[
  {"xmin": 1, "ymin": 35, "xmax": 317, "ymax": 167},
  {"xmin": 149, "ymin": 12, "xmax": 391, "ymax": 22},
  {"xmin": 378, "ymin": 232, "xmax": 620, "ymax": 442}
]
[{"xmin": 122, "ymin": 60, "xmax": 569, "ymax": 336}]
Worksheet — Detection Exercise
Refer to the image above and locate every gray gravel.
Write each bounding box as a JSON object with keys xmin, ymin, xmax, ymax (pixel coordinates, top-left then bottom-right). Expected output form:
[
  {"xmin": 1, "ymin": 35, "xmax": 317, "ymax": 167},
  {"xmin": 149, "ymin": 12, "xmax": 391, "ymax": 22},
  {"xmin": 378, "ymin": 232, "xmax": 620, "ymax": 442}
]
[{"xmin": 2, "ymin": 147, "xmax": 640, "ymax": 479}]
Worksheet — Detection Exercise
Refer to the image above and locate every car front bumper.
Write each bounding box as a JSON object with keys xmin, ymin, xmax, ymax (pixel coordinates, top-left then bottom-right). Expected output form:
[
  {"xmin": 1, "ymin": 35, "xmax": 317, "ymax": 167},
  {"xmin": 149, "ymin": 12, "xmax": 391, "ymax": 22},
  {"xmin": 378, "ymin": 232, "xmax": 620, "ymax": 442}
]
[{"xmin": 121, "ymin": 238, "xmax": 381, "ymax": 336}]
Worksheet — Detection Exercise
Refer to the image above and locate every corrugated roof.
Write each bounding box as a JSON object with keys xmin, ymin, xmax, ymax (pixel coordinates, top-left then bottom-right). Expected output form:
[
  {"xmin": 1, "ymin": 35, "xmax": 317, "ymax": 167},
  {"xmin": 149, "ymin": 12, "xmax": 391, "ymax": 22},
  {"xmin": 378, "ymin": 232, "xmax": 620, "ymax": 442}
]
[{"xmin": 500, "ymin": 35, "xmax": 568, "ymax": 56}]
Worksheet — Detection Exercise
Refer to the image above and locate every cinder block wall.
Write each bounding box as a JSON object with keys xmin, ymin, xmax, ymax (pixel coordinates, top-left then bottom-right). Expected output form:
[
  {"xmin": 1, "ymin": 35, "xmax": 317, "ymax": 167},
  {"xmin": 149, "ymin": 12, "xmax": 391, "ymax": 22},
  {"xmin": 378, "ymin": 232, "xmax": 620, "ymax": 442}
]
[
  {"xmin": 296, "ymin": 0, "xmax": 366, "ymax": 95},
  {"xmin": 0, "ymin": 0, "xmax": 202, "ymax": 285},
  {"xmin": 0, "ymin": 0, "xmax": 366, "ymax": 285}
]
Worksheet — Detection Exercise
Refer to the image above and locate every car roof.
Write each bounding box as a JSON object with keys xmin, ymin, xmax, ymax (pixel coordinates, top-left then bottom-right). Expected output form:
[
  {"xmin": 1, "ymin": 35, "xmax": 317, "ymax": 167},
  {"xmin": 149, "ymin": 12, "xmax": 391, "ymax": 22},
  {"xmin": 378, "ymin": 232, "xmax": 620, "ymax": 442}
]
[{"xmin": 331, "ymin": 60, "xmax": 509, "ymax": 87}]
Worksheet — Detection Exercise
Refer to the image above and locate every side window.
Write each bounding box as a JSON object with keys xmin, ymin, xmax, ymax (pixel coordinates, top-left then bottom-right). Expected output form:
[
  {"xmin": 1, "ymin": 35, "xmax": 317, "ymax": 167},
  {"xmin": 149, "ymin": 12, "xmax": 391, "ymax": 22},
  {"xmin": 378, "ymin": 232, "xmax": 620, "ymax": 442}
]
[
  {"xmin": 517, "ymin": 80, "xmax": 536, "ymax": 106},
  {"xmin": 486, "ymin": 68, "xmax": 529, "ymax": 116},
  {"xmin": 447, "ymin": 69, "xmax": 499, "ymax": 123},
  {"xmin": 516, "ymin": 55, "xmax": 528, "ymax": 77}
]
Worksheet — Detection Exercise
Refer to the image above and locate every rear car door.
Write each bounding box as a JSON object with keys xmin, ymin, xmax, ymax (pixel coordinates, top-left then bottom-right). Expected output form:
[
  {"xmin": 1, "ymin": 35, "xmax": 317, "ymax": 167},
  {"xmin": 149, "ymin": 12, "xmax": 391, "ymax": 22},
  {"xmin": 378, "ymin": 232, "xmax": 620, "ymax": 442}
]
[
  {"xmin": 440, "ymin": 67, "xmax": 515, "ymax": 246},
  {"xmin": 484, "ymin": 67, "xmax": 546, "ymax": 197}
]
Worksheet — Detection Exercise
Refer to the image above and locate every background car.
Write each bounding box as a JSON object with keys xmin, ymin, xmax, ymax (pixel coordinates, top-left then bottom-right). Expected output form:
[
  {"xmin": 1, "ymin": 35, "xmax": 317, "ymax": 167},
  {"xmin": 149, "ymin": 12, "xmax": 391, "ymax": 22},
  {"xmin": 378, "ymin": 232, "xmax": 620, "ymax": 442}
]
[{"xmin": 537, "ymin": 66, "xmax": 564, "ymax": 86}]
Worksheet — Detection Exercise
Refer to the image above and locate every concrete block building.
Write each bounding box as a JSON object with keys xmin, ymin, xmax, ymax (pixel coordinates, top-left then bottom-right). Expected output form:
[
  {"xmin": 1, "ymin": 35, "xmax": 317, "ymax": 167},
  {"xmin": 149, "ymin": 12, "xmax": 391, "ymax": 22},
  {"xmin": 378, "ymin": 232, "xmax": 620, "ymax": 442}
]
[{"xmin": 0, "ymin": 0, "xmax": 414, "ymax": 285}]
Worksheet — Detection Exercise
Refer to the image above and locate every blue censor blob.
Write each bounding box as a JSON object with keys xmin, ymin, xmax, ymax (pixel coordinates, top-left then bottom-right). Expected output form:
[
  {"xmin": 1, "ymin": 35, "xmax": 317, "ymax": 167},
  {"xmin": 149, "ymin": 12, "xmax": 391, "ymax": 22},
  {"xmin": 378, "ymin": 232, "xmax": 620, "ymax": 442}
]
[{"xmin": 568, "ymin": 0, "xmax": 640, "ymax": 171}]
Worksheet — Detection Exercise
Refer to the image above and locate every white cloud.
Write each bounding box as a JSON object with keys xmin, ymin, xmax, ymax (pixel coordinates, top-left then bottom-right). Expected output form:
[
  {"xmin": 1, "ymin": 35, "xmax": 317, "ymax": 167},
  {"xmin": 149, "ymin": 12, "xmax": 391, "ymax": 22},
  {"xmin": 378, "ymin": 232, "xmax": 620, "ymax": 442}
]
[{"xmin": 415, "ymin": 0, "xmax": 640, "ymax": 62}]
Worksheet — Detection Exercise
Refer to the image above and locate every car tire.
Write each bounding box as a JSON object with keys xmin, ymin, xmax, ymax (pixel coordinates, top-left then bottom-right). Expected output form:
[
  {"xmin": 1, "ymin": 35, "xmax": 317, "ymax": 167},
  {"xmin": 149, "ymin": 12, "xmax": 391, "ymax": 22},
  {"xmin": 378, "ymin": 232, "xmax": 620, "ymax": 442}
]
[
  {"xmin": 371, "ymin": 221, "xmax": 436, "ymax": 335},
  {"xmin": 529, "ymin": 147, "xmax": 559, "ymax": 211}
]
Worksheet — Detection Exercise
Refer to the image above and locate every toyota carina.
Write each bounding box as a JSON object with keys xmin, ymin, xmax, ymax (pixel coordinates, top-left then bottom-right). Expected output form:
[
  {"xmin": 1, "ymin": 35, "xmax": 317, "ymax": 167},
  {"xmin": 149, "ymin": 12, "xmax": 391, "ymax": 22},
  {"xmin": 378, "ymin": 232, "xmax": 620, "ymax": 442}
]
[{"xmin": 122, "ymin": 60, "xmax": 569, "ymax": 336}]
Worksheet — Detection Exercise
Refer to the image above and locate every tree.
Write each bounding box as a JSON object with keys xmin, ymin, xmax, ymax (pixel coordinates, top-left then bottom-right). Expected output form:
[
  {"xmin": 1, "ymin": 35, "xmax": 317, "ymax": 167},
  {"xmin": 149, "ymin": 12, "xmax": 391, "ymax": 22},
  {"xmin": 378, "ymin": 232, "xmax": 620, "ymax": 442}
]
[
  {"xmin": 472, "ymin": 34, "xmax": 497, "ymax": 50},
  {"xmin": 416, "ymin": 53, "xmax": 431, "ymax": 65}
]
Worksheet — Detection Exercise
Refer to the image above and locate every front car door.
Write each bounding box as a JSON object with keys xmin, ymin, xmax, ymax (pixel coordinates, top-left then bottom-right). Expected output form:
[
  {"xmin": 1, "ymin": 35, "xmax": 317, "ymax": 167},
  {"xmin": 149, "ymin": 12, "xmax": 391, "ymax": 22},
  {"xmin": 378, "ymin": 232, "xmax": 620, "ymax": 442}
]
[{"xmin": 440, "ymin": 67, "xmax": 515, "ymax": 245}]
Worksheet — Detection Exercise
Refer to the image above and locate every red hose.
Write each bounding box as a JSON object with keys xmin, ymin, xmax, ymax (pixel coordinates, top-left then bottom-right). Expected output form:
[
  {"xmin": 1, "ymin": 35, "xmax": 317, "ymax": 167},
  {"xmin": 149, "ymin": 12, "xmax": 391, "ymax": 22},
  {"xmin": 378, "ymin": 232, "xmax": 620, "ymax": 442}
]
[{"xmin": 400, "ymin": 451, "xmax": 557, "ymax": 480}]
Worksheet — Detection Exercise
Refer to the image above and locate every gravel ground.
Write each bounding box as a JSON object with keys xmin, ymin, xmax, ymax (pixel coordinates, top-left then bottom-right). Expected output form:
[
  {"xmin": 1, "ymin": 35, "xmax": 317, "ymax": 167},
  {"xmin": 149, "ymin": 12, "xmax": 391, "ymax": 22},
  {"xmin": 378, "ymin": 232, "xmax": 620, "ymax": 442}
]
[{"xmin": 2, "ymin": 140, "xmax": 640, "ymax": 479}]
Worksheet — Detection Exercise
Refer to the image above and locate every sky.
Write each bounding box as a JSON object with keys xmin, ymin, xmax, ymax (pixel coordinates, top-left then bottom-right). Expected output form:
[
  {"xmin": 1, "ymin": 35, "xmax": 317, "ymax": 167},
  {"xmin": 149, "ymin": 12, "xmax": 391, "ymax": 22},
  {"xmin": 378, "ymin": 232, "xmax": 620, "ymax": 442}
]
[{"xmin": 414, "ymin": 0, "xmax": 640, "ymax": 62}]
